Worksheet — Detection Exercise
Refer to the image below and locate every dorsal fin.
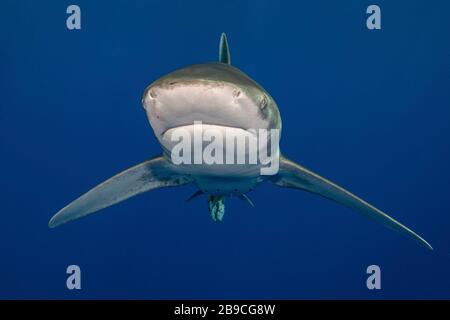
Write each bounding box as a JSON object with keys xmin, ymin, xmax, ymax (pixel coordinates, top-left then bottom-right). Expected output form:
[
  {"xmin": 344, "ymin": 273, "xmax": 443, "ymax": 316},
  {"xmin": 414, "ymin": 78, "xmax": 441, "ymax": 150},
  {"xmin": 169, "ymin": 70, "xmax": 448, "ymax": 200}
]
[{"xmin": 219, "ymin": 33, "xmax": 231, "ymax": 64}]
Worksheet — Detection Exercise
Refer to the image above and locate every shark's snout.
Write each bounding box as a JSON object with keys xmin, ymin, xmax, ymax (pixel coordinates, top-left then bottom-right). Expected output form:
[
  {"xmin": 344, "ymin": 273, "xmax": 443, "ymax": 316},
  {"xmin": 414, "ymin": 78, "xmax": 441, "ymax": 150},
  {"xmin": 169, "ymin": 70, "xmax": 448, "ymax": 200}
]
[{"xmin": 143, "ymin": 79, "xmax": 274, "ymax": 141}]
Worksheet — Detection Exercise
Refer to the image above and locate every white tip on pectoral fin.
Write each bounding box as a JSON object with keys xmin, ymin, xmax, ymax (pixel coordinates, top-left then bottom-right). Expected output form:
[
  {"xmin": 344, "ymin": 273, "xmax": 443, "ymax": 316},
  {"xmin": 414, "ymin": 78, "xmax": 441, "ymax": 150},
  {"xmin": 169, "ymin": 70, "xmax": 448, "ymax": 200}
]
[
  {"xmin": 49, "ymin": 155, "xmax": 191, "ymax": 228},
  {"xmin": 271, "ymin": 155, "xmax": 432, "ymax": 250}
]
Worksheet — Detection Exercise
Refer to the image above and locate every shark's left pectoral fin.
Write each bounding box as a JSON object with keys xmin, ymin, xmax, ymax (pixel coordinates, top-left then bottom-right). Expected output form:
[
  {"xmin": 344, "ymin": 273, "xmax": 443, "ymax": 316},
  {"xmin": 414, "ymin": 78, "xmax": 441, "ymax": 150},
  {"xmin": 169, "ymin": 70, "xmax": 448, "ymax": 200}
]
[
  {"xmin": 271, "ymin": 156, "xmax": 432, "ymax": 250},
  {"xmin": 49, "ymin": 155, "xmax": 191, "ymax": 228}
]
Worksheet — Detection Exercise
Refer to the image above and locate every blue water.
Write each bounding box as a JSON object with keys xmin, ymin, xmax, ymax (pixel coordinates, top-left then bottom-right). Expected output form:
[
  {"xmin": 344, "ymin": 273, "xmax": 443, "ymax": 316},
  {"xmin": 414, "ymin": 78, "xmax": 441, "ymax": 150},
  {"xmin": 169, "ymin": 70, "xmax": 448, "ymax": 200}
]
[{"xmin": 1, "ymin": 0, "xmax": 450, "ymax": 299}]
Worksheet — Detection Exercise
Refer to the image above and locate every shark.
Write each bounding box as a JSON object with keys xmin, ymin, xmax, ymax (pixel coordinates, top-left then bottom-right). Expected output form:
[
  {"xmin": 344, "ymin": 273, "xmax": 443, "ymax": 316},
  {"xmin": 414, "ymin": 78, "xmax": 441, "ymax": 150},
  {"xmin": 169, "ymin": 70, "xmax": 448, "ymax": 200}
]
[{"xmin": 49, "ymin": 33, "xmax": 432, "ymax": 250}]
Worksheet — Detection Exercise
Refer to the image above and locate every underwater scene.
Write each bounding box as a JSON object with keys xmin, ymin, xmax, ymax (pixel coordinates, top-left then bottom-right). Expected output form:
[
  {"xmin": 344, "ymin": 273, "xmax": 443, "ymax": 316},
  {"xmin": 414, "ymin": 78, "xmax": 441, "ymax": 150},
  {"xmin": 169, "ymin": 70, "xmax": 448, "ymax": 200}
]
[{"xmin": 1, "ymin": 0, "xmax": 449, "ymax": 299}]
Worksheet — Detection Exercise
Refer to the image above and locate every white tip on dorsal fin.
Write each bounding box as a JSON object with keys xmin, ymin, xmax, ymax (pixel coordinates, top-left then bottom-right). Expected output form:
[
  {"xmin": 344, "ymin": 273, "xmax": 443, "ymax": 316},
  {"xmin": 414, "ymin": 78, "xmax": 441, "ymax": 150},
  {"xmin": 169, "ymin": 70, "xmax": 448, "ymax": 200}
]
[{"xmin": 219, "ymin": 32, "xmax": 231, "ymax": 64}]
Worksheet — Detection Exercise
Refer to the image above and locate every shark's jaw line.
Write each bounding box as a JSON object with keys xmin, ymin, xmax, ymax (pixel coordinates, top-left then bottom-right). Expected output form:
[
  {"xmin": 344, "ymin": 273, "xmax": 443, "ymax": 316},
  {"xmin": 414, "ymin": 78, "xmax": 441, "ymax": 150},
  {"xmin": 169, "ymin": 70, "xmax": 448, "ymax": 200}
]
[{"xmin": 160, "ymin": 123, "xmax": 253, "ymax": 139}]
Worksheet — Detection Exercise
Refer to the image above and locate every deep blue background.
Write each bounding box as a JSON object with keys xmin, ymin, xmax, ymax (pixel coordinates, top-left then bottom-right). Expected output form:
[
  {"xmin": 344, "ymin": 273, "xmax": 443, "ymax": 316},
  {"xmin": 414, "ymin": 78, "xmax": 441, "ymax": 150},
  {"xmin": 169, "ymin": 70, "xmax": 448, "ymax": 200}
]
[{"xmin": 1, "ymin": 0, "xmax": 449, "ymax": 299}]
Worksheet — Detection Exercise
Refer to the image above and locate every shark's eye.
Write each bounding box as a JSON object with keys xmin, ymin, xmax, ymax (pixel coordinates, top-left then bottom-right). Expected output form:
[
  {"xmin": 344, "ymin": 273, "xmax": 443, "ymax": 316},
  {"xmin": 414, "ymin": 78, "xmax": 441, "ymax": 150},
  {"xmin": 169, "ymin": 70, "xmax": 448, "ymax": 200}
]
[
  {"xmin": 260, "ymin": 95, "xmax": 268, "ymax": 110},
  {"xmin": 149, "ymin": 89, "xmax": 157, "ymax": 99}
]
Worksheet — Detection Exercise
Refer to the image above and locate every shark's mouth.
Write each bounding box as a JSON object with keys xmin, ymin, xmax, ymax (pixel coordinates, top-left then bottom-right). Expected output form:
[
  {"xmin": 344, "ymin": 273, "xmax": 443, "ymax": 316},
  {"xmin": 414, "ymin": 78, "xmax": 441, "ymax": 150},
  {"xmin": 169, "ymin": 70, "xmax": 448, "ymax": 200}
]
[
  {"xmin": 160, "ymin": 122, "xmax": 255, "ymax": 139},
  {"xmin": 160, "ymin": 123, "xmax": 258, "ymax": 153}
]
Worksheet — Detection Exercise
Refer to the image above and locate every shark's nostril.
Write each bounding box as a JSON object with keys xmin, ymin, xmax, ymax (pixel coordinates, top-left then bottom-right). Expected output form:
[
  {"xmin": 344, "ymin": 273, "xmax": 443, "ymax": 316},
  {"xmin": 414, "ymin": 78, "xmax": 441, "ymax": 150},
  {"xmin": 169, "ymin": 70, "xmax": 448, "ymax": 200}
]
[
  {"xmin": 149, "ymin": 89, "xmax": 157, "ymax": 99},
  {"xmin": 233, "ymin": 89, "xmax": 241, "ymax": 98}
]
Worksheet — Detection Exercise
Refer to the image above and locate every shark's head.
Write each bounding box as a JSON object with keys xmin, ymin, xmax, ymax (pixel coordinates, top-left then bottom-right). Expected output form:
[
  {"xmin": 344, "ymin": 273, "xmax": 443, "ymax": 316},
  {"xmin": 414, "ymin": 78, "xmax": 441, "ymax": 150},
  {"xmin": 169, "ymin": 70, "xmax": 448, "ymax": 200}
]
[{"xmin": 142, "ymin": 62, "xmax": 281, "ymax": 157}]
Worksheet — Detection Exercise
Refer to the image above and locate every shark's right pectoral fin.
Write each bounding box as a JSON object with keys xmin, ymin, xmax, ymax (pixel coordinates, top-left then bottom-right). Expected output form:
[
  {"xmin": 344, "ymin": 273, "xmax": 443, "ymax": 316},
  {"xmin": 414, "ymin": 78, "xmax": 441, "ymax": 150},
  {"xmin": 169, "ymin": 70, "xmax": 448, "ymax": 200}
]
[
  {"xmin": 49, "ymin": 155, "xmax": 191, "ymax": 228},
  {"xmin": 271, "ymin": 156, "xmax": 432, "ymax": 250}
]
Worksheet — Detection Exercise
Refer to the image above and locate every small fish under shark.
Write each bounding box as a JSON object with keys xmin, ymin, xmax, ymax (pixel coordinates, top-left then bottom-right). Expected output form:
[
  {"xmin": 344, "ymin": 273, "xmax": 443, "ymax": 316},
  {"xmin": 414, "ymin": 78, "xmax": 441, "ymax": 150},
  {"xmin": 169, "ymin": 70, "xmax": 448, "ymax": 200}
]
[{"xmin": 49, "ymin": 33, "xmax": 432, "ymax": 250}]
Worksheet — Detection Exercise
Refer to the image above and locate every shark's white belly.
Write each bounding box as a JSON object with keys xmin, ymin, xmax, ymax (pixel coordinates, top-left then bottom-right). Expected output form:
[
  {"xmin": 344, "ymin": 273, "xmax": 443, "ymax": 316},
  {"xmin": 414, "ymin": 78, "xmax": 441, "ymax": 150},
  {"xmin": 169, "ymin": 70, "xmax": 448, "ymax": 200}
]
[{"xmin": 193, "ymin": 175, "xmax": 264, "ymax": 196}]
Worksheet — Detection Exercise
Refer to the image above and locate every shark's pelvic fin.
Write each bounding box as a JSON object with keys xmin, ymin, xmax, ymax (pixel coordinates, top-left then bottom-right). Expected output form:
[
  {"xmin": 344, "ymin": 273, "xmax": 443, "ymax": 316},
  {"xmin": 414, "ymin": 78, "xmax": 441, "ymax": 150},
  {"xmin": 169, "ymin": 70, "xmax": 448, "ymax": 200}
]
[
  {"xmin": 48, "ymin": 155, "xmax": 191, "ymax": 228},
  {"xmin": 186, "ymin": 189, "xmax": 204, "ymax": 202},
  {"xmin": 271, "ymin": 155, "xmax": 432, "ymax": 250},
  {"xmin": 237, "ymin": 193, "xmax": 255, "ymax": 207},
  {"xmin": 219, "ymin": 33, "xmax": 231, "ymax": 64}
]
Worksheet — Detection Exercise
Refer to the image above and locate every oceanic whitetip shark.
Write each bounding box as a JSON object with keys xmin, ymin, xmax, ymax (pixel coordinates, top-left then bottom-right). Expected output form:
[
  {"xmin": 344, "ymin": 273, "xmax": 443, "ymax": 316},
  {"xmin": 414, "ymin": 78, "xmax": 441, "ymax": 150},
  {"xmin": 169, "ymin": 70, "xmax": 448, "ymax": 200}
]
[{"xmin": 49, "ymin": 33, "xmax": 432, "ymax": 250}]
